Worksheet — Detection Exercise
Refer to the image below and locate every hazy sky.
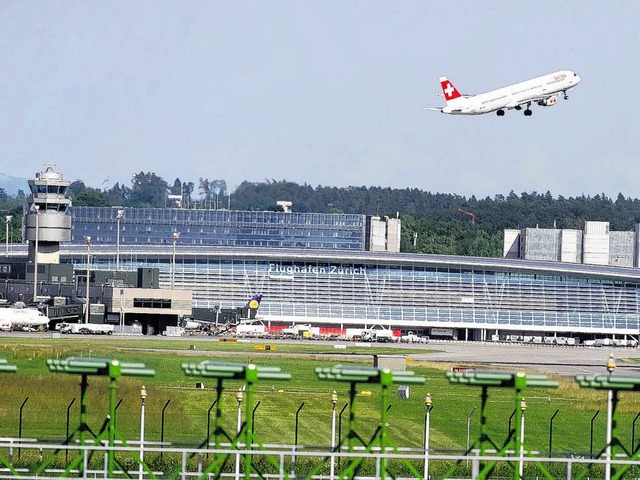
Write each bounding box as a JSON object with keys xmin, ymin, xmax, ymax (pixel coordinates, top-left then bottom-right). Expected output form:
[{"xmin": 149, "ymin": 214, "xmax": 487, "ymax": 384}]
[{"xmin": 0, "ymin": 1, "xmax": 637, "ymax": 198}]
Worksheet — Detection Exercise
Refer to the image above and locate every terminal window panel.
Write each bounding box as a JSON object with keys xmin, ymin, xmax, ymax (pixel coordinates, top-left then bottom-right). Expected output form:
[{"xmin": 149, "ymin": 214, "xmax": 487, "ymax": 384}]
[{"xmin": 70, "ymin": 207, "xmax": 366, "ymax": 251}]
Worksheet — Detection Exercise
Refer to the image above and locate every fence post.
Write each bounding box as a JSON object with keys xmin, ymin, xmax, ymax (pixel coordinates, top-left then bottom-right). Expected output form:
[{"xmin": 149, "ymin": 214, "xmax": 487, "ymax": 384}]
[
  {"xmin": 590, "ymin": 410, "xmax": 600, "ymax": 459},
  {"xmin": 466, "ymin": 406, "xmax": 476, "ymax": 467},
  {"xmin": 18, "ymin": 397, "xmax": 28, "ymax": 460},
  {"xmin": 114, "ymin": 398, "xmax": 123, "ymax": 429},
  {"xmin": 337, "ymin": 403, "xmax": 348, "ymax": 469},
  {"xmin": 632, "ymin": 411, "xmax": 640, "ymax": 452},
  {"xmin": 252, "ymin": 401, "xmax": 261, "ymax": 436},
  {"xmin": 160, "ymin": 399, "xmax": 171, "ymax": 462},
  {"xmin": 549, "ymin": 409, "xmax": 560, "ymax": 456},
  {"xmin": 291, "ymin": 402, "xmax": 305, "ymax": 476},
  {"xmin": 508, "ymin": 408, "xmax": 516, "ymax": 437},
  {"xmin": 66, "ymin": 397, "xmax": 76, "ymax": 463},
  {"xmin": 206, "ymin": 400, "xmax": 217, "ymax": 458}
]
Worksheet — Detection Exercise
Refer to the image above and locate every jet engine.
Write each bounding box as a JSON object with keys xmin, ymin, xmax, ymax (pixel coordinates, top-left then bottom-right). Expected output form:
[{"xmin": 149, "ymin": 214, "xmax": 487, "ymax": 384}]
[{"xmin": 538, "ymin": 96, "xmax": 558, "ymax": 107}]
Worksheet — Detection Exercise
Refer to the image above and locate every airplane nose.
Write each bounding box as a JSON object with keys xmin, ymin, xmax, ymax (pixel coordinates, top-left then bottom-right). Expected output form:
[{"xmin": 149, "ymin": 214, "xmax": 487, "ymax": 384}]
[{"xmin": 575, "ymin": 74, "xmax": 581, "ymax": 84}]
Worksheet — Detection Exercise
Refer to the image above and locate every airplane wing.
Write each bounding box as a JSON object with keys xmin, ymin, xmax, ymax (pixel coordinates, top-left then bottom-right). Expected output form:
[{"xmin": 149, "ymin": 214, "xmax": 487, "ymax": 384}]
[
  {"xmin": 422, "ymin": 106, "xmax": 443, "ymax": 111},
  {"xmin": 506, "ymin": 95, "xmax": 557, "ymax": 109}
]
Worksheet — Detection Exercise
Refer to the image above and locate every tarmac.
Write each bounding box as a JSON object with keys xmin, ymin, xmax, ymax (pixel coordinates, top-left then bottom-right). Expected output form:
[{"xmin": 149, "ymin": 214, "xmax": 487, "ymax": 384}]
[{"xmin": 412, "ymin": 340, "xmax": 640, "ymax": 377}]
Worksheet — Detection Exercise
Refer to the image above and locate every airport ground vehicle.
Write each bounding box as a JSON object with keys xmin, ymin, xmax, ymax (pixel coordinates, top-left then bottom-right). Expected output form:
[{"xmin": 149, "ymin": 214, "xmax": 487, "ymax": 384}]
[
  {"xmin": 361, "ymin": 328, "xmax": 398, "ymax": 342},
  {"xmin": 58, "ymin": 322, "xmax": 114, "ymax": 335}
]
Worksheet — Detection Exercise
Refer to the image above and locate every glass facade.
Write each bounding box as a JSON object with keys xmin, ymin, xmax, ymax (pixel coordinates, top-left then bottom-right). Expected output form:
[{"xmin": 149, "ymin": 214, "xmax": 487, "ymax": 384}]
[
  {"xmin": 63, "ymin": 246, "xmax": 640, "ymax": 335},
  {"xmin": 70, "ymin": 207, "xmax": 366, "ymax": 250}
]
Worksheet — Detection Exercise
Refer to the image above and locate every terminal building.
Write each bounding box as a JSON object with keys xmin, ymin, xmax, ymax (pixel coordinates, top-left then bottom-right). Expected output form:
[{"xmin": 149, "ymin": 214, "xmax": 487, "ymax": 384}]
[{"xmin": 2, "ymin": 167, "xmax": 640, "ymax": 341}]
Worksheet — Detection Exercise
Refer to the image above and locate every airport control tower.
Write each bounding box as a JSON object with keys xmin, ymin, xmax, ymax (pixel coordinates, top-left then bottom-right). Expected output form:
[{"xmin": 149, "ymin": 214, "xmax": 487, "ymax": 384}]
[{"xmin": 25, "ymin": 165, "xmax": 72, "ymax": 264}]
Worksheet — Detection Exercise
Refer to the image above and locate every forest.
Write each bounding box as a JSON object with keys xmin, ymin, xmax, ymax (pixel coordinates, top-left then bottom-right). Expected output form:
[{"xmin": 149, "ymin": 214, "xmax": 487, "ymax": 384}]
[{"xmin": 2, "ymin": 171, "xmax": 640, "ymax": 258}]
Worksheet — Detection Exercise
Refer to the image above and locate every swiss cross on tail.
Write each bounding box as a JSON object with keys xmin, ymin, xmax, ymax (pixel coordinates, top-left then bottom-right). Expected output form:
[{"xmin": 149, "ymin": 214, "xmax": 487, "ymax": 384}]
[{"xmin": 439, "ymin": 76, "xmax": 461, "ymax": 101}]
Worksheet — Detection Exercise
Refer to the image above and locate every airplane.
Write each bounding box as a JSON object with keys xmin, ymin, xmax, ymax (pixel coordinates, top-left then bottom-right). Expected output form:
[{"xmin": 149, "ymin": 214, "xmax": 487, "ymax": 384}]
[
  {"xmin": 0, "ymin": 304, "xmax": 50, "ymax": 331},
  {"xmin": 426, "ymin": 70, "xmax": 581, "ymax": 116}
]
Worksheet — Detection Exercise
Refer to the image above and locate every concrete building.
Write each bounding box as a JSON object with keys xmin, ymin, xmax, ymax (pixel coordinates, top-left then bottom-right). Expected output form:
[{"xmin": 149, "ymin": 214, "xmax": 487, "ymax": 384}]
[{"xmin": 504, "ymin": 221, "xmax": 640, "ymax": 267}]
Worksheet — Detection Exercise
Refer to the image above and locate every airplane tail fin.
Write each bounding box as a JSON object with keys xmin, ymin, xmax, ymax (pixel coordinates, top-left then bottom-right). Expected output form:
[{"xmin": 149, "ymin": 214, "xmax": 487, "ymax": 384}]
[
  {"xmin": 245, "ymin": 294, "xmax": 262, "ymax": 319},
  {"xmin": 439, "ymin": 76, "xmax": 462, "ymax": 103}
]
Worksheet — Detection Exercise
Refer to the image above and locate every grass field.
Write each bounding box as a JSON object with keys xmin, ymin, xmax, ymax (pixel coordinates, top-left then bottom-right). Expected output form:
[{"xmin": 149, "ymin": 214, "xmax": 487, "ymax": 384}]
[{"xmin": 1, "ymin": 336, "xmax": 639, "ymax": 459}]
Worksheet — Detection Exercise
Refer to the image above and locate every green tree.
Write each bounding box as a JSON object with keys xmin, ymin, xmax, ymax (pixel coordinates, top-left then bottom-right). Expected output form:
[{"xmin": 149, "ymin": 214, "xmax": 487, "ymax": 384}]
[{"xmin": 129, "ymin": 172, "xmax": 168, "ymax": 208}]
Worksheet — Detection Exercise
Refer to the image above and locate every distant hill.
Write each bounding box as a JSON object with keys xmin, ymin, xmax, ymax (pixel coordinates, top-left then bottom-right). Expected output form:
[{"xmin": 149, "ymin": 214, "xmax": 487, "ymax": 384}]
[{"xmin": 0, "ymin": 174, "xmax": 27, "ymax": 195}]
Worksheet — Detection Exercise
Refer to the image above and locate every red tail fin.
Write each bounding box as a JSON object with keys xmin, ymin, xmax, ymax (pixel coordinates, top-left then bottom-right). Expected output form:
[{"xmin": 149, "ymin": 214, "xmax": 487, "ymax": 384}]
[{"xmin": 439, "ymin": 76, "xmax": 461, "ymax": 101}]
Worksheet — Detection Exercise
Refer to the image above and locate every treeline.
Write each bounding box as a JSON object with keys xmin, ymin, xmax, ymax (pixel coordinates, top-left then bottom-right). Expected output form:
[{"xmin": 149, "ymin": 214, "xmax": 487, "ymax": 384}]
[
  {"xmin": 0, "ymin": 187, "xmax": 26, "ymax": 244},
  {"xmin": 3, "ymin": 173, "xmax": 640, "ymax": 258}
]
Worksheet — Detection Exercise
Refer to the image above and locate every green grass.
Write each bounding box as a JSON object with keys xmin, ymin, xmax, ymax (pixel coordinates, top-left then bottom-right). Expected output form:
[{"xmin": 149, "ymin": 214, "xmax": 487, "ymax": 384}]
[{"xmin": 0, "ymin": 337, "xmax": 639, "ymax": 459}]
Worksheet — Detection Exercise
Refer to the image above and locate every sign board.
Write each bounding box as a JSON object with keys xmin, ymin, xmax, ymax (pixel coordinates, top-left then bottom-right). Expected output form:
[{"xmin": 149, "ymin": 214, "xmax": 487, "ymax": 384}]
[
  {"xmin": 451, "ymin": 367, "xmax": 477, "ymax": 373},
  {"xmin": 253, "ymin": 345, "xmax": 277, "ymax": 351}
]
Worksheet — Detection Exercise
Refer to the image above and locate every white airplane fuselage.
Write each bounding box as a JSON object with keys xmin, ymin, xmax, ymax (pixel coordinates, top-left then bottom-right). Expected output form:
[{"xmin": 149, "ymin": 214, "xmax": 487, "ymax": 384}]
[
  {"xmin": 0, "ymin": 307, "xmax": 50, "ymax": 330},
  {"xmin": 438, "ymin": 70, "xmax": 581, "ymax": 116}
]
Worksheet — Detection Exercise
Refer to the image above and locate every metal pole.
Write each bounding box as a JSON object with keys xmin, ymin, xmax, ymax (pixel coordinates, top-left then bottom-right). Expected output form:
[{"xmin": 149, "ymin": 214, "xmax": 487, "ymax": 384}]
[
  {"xmin": 549, "ymin": 409, "xmax": 560, "ymax": 456},
  {"xmin": 206, "ymin": 400, "xmax": 217, "ymax": 458},
  {"xmin": 114, "ymin": 398, "xmax": 123, "ymax": 429},
  {"xmin": 139, "ymin": 386, "xmax": 146, "ymax": 480},
  {"xmin": 18, "ymin": 397, "xmax": 28, "ymax": 460},
  {"xmin": 171, "ymin": 232, "xmax": 179, "ymax": 289},
  {"xmin": 590, "ymin": 410, "xmax": 600, "ymax": 458},
  {"xmin": 294, "ymin": 402, "xmax": 305, "ymax": 447},
  {"xmin": 508, "ymin": 408, "xmax": 516, "ymax": 437},
  {"xmin": 65, "ymin": 398, "xmax": 75, "ymax": 463},
  {"xmin": 107, "ymin": 369, "xmax": 118, "ymax": 477},
  {"xmin": 32, "ymin": 208, "xmax": 39, "ymax": 303},
  {"xmin": 632, "ymin": 411, "xmax": 640, "ymax": 453},
  {"xmin": 236, "ymin": 389, "xmax": 243, "ymax": 480},
  {"xmin": 606, "ymin": 353, "xmax": 615, "ymax": 480},
  {"xmin": 337, "ymin": 402, "xmax": 347, "ymax": 470},
  {"xmin": 466, "ymin": 406, "xmax": 476, "ymax": 454},
  {"xmin": 119, "ymin": 289, "xmax": 125, "ymax": 331},
  {"xmin": 606, "ymin": 388, "xmax": 613, "ymax": 480},
  {"xmin": 292, "ymin": 402, "xmax": 305, "ymax": 476},
  {"xmin": 330, "ymin": 391, "xmax": 338, "ymax": 480},
  {"xmin": 424, "ymin": 393, "xmax": 433, "ymax": 480},
  {"xmin": 251, "ymin": 401, "xmax": 261, "ymax": 436},
  {"xmin": 116, "ymin": 216, "xmax": 120, "ymax": 271},
  {"xmin": 116, "ymin": 210, "xmax": 124, "ymax": 271},
  {"xmin": 5, "ymin": 215, "xmax": 11, "ymax": 257},
  {"xmin": 84, "ymin": 236, "xmax": 91, "ymax": 324},
  {"xmin": 79, "ymin": 374, "xmax": 89, "ymax": 475},
  {"xmin": 160, "ymin": 399, "xmax": 170, "ymax": 462},
  {"xmin": 518, "ymin": 398, "xmax": 526, "ymax": 480}
]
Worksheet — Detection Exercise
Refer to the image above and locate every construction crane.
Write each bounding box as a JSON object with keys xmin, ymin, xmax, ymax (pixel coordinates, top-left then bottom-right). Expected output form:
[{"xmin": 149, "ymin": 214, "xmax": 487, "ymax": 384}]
[{"xmin": 458, "ymin": 208, "xmax": 476, "ymax": 225}]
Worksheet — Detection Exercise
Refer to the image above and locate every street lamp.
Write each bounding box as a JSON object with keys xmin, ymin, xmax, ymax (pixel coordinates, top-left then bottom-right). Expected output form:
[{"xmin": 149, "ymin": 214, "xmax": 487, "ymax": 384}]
[
  {"xmin": 116, "ymin": 209, "xmax": 124, "ymax": 272},
  {"xmin": 31, "ymin": 206, "xmax": 40, "ymax": 302},
  {"xmin": 4, "ymin": 215, "xmax": 12, "ymax": 257},
  {"xmin": 518, "ymin": 397, "xmax": 527, "ymax": 479},
  {"xmin": 235, "ymin": 387, "xmax": 244, "ymax": 480},
  {"xmin": 424, "ymin": 392, "xmax": 433, "ymax": 480},
  {"xmin": 171, "ymin": 231, "xmax": 180, "ymax": 289},
  {"xmin": 84, "ymin": 236, "xmax": 92, "ymax": 324},
  {"xmin": 605, "ymin": 353, "xmax": 616, "ymax": 480},
  {"xmin": 330, "ymin": 390, "xmax": 338, "ymax": 480},
  {"xmin": 139, "ymin": 385, "xmax": 147, "ymax": 480}
]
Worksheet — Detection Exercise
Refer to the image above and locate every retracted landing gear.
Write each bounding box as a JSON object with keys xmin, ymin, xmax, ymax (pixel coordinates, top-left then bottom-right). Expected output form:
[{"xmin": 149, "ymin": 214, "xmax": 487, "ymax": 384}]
[{"xmin": 496, "ymin": 109, "xmax": 505, "ymax": 116}]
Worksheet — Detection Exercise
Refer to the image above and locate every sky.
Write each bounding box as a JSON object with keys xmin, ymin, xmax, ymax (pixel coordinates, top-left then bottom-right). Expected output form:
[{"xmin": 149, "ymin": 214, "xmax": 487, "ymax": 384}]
[{"xmin": 0, "ymin": 1, "xmax": 638, "ymax": 198}]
